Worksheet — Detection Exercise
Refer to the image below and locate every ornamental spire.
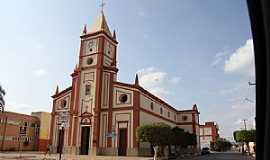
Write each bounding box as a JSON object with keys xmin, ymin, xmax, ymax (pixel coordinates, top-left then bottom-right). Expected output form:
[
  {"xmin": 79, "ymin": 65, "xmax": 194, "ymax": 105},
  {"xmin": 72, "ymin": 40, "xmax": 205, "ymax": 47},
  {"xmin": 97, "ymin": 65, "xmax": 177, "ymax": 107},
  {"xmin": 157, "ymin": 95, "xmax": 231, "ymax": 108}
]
[
  {"xmin": 135, "ymin": 74, "xmax": 139, "ymax": 86},
  {"xmin": 82, "ymin": 24, "xmax": 87, "ymax": 35},
  {"xmin": 113, "ymin": 30, "xmax": 117, "ymax": 40},
  {"xmin": 55, "ymin": 85, "xmax": 59, "ymax": 95}
]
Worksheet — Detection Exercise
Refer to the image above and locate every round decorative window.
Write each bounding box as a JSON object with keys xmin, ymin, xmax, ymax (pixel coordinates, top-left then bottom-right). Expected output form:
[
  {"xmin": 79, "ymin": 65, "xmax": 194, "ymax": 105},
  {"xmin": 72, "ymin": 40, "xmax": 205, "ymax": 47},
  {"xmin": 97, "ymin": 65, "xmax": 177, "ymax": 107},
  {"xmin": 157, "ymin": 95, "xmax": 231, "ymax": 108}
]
[
  {"xmin": 182, "ymin": 115, "xmax": 188, "ymax": 121},
  {"xmin": 119, "ymin": 94, "xmax": 128, "ymax": 103},
  {"xmin": 87, "ymin": 58, "xmax": 93, "ymax": 65},
  {"xmin": 60, "ymin": 99, "xmax": 67, "ymax": 108},
  {"xmin": 150, "ymin": 102, "xmax": 154, "ymax": 110}
]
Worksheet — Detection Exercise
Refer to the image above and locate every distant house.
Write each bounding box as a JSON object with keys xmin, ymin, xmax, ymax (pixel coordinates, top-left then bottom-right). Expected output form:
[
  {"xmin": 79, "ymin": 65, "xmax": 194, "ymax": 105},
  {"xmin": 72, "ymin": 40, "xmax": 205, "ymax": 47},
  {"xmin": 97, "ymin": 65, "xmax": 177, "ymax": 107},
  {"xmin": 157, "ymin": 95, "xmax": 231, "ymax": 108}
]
[
  {"xmin": 0, "ymin": 111, "xmax": 51, "ymax": 151},
  {"xmin": 0, "ymin": 111, "xmax": 39, "ymax": 151},
  {"xmin": 199, "ymin": 122, "xmax": 219, "ymax": 149}
]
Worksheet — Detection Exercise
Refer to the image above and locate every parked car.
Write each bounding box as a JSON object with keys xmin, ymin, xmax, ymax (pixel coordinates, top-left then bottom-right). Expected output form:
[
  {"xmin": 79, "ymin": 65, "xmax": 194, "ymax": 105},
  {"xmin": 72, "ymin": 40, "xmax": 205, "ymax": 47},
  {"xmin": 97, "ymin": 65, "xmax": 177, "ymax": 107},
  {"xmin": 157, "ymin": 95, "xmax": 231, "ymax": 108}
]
[{"xmin": 201, "ymin": 147, "xmax": 210, "ymax": 155}]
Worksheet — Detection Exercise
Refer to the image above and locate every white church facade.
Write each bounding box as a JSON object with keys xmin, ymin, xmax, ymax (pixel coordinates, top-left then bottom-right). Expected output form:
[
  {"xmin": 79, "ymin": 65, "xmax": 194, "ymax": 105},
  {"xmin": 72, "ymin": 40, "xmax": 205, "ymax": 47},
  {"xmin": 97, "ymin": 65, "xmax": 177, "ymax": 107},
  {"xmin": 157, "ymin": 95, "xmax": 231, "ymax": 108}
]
[{"xmin": 50, "ymin": 11, "xmax": 200, "ymax": 156}]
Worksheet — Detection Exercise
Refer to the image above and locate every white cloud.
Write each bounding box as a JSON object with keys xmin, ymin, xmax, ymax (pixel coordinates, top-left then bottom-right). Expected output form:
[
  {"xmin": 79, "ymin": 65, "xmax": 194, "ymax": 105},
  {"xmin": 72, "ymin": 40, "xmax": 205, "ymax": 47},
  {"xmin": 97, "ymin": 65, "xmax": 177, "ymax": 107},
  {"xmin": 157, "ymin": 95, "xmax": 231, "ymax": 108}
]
[
  {"xmin": 211, "ymin": 51, "xmax": 228, "ymax": 67},
  {"xmin": 34, "ymin": 68, "xmax": 48, "ymax": 77},
  {"xmin": 224, "ymin": 39, "xmax": 255, "ymax": 76},
  {"xmin": 136, "ymin": 67, "xmax": 181, "ymax": 99}
]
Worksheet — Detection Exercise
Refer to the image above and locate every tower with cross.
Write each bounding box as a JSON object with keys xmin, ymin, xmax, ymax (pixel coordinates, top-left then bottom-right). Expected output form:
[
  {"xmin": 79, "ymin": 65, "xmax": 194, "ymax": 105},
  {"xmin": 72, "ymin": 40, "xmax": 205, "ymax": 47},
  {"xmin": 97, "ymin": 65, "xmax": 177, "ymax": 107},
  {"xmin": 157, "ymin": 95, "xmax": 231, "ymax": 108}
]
[{"xmin": 49, "ymin": 1, "xmax": 201, "ymax": 157}]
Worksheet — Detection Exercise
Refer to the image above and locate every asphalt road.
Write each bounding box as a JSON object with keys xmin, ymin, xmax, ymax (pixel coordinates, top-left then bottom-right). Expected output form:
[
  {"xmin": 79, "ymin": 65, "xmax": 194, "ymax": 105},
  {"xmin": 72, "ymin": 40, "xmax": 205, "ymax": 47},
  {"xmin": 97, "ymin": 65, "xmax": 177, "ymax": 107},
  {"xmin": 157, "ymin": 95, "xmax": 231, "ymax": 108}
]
[{"xmin": 185, "ymin": 152, "xmax": 255, "ymax": 160}]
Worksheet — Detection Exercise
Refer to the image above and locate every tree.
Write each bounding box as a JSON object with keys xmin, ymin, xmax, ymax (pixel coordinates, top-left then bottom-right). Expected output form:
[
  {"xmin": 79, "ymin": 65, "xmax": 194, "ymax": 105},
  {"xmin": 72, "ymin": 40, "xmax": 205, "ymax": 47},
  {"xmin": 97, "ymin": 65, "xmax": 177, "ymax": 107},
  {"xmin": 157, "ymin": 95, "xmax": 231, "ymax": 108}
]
[
  {"xmin": 179, "ymin": 131, "xmax": 197, "ymax": 149},
  {"xmin": 137, "ymin": 122, "xmax": 172, "ymax": 160},
  {"xmin": 0, "ymin": 85, "xmax": 5, "ymax": 112},
  {"xmin": 211, "ymin": 138, "xmax": 232, "ymax": 151},
  {"xmin": 171, "ymin": 127, "xmax": 186, "ymax": 155},
  {"xmin": 233, "ymin": 129, "xmax": 256, "ymax": 154}
]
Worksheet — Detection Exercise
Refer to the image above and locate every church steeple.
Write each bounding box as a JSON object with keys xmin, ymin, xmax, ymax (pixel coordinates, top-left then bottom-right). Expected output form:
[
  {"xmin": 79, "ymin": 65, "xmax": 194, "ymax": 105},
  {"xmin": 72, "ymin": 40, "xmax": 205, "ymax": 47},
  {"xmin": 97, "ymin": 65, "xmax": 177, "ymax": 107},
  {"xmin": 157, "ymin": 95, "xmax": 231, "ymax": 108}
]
[{"xmin": 89, "ymin": 11, "xmax": 112, "ymax": 37}]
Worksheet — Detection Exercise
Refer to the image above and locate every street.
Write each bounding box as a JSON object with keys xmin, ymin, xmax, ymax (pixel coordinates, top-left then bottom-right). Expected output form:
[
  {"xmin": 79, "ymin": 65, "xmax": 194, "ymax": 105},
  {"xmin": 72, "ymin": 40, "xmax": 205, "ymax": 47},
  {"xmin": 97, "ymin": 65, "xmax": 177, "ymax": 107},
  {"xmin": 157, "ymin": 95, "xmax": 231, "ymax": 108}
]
[
  {"xmin": 0, "ymin": 151, "xmax": 255, "ymax": 160},
  {"xmin": 184, "ymin": 152, "xmax": 255, "ymax": 160}
]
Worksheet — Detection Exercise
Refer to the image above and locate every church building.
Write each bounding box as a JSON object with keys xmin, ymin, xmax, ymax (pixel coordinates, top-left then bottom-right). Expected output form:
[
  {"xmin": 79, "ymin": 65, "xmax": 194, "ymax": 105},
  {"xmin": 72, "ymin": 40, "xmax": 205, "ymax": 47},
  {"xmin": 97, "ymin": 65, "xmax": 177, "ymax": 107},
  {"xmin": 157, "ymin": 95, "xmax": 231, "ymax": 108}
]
[{"xmin": 50, "ymin": 10, "xmax": 200, "ymax": 156}]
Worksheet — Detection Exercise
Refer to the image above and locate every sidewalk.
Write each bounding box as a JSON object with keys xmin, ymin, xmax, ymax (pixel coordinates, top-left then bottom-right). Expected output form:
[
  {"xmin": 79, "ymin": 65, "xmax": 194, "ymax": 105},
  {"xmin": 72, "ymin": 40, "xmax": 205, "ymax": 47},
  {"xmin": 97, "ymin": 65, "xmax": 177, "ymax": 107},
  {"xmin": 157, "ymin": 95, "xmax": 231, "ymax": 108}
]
[{"xmin": 0, "ymin": 152, "xmax": 152, "ymax": 160}]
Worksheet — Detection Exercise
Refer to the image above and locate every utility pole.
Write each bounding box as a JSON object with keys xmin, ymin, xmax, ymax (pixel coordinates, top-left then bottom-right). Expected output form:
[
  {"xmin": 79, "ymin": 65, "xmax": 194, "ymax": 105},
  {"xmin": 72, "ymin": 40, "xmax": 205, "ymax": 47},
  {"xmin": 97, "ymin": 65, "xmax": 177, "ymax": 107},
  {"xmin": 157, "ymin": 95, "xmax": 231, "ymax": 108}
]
[{"xmin": 243, "ymin": 119, "xmax": 247, "ymax": 130}]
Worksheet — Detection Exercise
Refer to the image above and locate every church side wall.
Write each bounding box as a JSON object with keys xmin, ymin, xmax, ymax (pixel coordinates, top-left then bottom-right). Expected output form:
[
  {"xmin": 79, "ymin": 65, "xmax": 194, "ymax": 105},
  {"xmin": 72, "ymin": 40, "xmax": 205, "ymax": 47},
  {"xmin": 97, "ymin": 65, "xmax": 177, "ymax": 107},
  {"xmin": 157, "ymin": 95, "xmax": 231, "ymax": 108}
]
[{"xmin": 140, "ymin": 94, "xmax": 177, "ymax": 122}]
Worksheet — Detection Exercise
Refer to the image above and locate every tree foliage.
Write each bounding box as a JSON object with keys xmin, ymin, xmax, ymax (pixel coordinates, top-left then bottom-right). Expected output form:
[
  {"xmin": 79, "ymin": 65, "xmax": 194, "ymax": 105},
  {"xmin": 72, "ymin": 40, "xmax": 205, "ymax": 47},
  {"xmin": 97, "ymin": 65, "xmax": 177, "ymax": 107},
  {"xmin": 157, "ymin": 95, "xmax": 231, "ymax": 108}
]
[
  {"xmin": 210, "ymin": 138, "xmax": 232, "ymax": 151},
  {"xmin": 137, "ymin": 124, "xmax": 197, "ymax": 147},
  {"xmin": 233, "ymin": 129, "xmax": 256, "ymax": 154},
  {"xmin": 233, "ymin": 129, "xmax": 256, "ymax": 143},
  {"xmin": 136, "ymin": 122, "xmax": 172, "ymax": 146}
]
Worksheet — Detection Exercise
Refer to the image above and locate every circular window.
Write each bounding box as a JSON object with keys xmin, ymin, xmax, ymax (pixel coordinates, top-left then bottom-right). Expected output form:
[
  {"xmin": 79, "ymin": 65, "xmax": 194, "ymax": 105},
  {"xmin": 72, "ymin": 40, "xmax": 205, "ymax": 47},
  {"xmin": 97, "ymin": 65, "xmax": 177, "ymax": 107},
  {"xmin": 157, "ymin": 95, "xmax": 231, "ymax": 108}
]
[
  {"xmin": 150, "ymin": 102, "xmax": 154, "ymax": 110},
  {"xmin": 87, "ymin": 58, "xmax": 93, "ymax": 65},
  {"xmin": 119, "ymin": 94, "xmax": 128, "ymax": 103},
  {"xmin": 182, "ymin": 115, "xmax": 188, "ymax": 121},
  {"xmin": 61, "ymin": 100, "xmax": 67, "ymax": 108}
]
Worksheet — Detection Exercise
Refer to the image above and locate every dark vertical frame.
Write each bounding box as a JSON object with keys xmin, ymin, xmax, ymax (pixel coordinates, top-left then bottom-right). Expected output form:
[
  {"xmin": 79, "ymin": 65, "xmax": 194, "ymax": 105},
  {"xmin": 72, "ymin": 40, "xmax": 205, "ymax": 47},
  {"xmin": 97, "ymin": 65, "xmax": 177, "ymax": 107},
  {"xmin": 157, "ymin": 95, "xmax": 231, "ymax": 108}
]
[{"xmin": 247, "ymin": 0, "xmax": 270, "ymax": 159}]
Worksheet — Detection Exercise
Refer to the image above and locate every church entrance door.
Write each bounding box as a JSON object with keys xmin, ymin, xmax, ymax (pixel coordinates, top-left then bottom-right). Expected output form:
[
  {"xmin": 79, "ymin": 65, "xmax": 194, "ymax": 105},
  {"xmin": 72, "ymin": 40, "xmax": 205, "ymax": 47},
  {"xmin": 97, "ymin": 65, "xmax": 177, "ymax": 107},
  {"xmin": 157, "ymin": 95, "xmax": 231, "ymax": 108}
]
[
  {"xmin": 118, "ymin": 128, "xmax": 127, "ymax": 156},
  {"xmin": 57, "ymin": 129, "xmax": 64, "ymax": 153},
  {"xmin": 80, "ymin": 126, "xmax": 90, "ymax": 155}
]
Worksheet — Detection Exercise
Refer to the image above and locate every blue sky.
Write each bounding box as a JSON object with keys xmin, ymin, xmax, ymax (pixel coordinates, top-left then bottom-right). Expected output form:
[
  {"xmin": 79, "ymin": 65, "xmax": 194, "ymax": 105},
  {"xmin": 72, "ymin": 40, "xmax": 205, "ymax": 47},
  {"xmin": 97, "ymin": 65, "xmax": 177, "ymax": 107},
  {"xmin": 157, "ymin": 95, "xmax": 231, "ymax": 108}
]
[{"xmin": 0, "ymin": 0, "xmax": 255, "ymax": 139}]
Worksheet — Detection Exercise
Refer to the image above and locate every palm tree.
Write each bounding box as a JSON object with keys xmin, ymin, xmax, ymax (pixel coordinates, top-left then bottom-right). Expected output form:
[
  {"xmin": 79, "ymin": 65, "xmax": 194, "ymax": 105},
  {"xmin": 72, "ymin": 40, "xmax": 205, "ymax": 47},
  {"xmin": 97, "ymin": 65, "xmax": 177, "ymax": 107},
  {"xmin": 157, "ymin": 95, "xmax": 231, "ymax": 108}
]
[{"xmin": 0, "ymin": 85, "xmax": 5, "ymax": 112}]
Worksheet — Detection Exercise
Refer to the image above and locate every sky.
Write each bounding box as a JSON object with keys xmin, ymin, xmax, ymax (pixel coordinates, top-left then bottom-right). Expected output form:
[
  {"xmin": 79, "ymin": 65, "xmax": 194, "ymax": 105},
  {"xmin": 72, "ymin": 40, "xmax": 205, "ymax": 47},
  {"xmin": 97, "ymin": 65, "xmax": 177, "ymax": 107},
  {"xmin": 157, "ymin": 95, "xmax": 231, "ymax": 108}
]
[{"xmin": 0, "ymin": 0, "xmax": 255, "ymax": 139}]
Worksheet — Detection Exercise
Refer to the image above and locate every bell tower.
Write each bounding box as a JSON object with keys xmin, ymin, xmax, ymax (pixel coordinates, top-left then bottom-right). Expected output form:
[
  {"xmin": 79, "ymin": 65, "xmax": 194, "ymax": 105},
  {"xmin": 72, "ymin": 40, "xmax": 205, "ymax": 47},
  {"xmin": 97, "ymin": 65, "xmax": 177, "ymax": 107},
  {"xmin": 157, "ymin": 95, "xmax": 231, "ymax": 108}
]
[{"xmin": 73, "ymin": 10, "xmax": 118, "ymax": 155}]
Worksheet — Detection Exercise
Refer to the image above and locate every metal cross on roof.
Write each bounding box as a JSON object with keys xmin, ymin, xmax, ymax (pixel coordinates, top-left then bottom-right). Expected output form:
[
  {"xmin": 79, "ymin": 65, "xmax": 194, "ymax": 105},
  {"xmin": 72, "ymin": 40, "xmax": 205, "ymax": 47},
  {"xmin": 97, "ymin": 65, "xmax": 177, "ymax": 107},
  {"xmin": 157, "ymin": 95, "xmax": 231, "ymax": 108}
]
[{"xmin": 100, "ymin": 0, "xmax": 105, "ymax": 12}]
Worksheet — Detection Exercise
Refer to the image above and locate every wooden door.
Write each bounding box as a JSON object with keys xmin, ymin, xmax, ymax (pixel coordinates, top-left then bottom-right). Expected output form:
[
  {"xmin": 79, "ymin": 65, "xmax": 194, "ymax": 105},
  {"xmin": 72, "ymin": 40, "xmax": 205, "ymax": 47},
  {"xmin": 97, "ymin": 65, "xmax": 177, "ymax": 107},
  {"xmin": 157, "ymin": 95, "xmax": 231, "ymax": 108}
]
[
  {"xmin": 118, "ymin": 128, "xmax": 127, "ymax": 156},
  {"xmin": 57, "ymin": 129, "xmax": 64, "ymax": 153},
  {"xmin": 80, "ymin": 127, "xmax": 90, "ymax": 155}
]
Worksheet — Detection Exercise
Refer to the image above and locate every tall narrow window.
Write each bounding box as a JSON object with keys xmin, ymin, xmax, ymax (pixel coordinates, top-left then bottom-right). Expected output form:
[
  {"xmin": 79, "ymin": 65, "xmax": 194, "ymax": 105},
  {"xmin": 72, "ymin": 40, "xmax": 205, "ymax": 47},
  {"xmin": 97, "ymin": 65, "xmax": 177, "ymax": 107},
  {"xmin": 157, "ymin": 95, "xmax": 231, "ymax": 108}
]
[
  {"xmin": 150, "ymin": 102, "xmax": 154, "ymax": 110},
  {"xmin": 85, "ymin": 84, "xmax": 91, "ymax": 95}
]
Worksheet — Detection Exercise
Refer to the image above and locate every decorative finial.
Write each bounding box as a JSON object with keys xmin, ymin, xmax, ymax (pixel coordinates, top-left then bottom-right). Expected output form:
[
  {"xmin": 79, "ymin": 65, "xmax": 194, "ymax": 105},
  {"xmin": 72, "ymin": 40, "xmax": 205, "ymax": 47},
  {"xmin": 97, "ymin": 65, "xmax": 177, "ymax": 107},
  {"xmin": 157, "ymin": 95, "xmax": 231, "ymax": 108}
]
[
  {"xmin": 135, "ymin": 74, "xmax": 139, "ymax": 85},
  {"xmin": 82, "ymin": 24, "xmax": 87, "ymax": 34},
  {"xmin": 192, "ymin": 104, "xmax": 197, "ymax": 110},
  {"xmin": 100, "ymin": 0, "xmax": 105, "ymax": 12},
  {"xmin": 113, "ymin": 30, "xmax": 117, "ymax": 40},
  {"xmin": 55, "ymin": 85, "xmax": 59, "ymax": 95}
]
